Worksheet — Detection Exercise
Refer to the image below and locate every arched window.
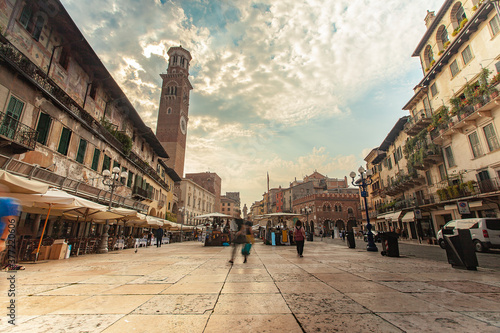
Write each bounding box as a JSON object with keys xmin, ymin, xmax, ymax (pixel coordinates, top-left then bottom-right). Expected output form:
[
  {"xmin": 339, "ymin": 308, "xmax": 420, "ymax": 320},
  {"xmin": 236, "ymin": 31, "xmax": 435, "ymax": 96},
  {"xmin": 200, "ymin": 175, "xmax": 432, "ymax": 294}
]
[
  {"xmin": 424, "ymin": 45, "xmax": 434, "ymax": 69},
  {"xmin": 327, "ymin": 205, "xmax": 331, "ymax": 212},
  {"xmin": 348, "ymin": 207, "xmax": 354, "ymax": 214},
  {"xmin": 436, "ymin": 25, "xmax": 449, "ymax": 51},
  {"xmin": 451, "ymin": 2, "xmax": 467, "ymax": 30},
  {"xmin": 322, "ymin": 205, "xmax": 326, "ymax": 212},
  {"xmin": 338, "ymin": 205, "xmax": 342, "ymax": 212}
]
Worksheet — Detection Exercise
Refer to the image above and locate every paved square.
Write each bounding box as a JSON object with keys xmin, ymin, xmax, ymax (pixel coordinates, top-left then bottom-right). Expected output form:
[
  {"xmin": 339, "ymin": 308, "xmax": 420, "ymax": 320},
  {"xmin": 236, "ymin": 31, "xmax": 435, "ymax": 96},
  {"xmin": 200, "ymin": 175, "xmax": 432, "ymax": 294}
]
[{"xmin": 2, "ymin": 241, "xmax": 500, "ymax": 332}]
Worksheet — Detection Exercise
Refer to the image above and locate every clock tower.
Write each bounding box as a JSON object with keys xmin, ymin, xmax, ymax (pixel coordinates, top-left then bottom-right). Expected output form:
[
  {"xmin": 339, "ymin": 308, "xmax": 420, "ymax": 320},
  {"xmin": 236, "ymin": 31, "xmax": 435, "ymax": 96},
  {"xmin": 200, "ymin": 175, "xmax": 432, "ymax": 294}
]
[{"xmin": 156, "ymin": 46, "xmax": 193, "ymax": 178}]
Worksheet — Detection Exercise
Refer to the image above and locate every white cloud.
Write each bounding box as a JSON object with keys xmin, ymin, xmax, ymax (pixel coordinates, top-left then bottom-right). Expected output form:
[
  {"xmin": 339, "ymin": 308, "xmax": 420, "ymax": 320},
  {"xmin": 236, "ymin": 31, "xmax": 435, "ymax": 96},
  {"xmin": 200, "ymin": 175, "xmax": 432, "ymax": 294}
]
[{"xmin": 60, "ymin": 0, "xmax": 443, "ymax": 207}]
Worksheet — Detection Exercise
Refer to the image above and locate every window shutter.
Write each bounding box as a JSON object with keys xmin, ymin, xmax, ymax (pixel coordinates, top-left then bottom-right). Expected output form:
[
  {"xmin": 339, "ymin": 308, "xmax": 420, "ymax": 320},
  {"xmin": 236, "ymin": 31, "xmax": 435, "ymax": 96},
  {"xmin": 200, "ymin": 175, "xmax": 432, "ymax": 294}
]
[{"xmin": 57, "ymin": 127, "xmax": 72, "ymax": 155}]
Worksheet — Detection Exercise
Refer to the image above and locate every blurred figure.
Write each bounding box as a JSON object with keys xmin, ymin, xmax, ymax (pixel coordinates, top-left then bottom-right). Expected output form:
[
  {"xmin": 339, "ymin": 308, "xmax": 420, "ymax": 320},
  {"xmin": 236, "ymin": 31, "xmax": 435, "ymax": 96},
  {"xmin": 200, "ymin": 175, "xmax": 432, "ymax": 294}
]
[
  {"xmin": 0, "ymin": 185, "xmax": 20, "ymax": 268},
  {"xmin": 242, "ymin": 221, "xmax": 255, "ymax": 263},
  {"xmin": 229, "ymin": 219, "xmax": 245, "ymax": 264},
  {"xmin": 294, "ymin": 220, "xmax": 306, "ymax": 257}
]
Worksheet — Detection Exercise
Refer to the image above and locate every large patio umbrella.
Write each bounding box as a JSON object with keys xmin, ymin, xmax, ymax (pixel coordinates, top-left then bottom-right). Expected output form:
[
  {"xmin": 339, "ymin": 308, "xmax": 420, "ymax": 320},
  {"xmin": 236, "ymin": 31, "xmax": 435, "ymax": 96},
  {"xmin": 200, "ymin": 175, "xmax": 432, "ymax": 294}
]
[
  {"xmin": 0, "ymin": 170, "xmax": 49, "ymax": 194},
  {"xmin": 146, "ymin": 216, "xmax": 164, "ymax": 227},
  {"xmin": 194, "ymin": 212, "xmax": 233, "ymax": 219},
  {"xmin": 9, "ymin": 188, "xmax": 113, "ymax": 261}
]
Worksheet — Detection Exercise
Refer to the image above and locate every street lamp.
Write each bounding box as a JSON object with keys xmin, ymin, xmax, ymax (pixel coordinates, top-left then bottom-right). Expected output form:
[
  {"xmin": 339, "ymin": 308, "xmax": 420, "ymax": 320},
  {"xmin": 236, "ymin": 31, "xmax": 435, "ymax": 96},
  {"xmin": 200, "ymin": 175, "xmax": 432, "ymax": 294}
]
[
  {"xmin": 302, "ymin": 206, "xmax": 312, "ymax": 227},
  {"xmin": 350, "ymin": 166, "xmax": 378, "ymax": 252},
  {"xmin": 178, "ymin": 207, "xmax": 185, "ymax": 243},
  {"xmin": 97, "ymin": 166, "xmax": 128, "ymax": 253}
]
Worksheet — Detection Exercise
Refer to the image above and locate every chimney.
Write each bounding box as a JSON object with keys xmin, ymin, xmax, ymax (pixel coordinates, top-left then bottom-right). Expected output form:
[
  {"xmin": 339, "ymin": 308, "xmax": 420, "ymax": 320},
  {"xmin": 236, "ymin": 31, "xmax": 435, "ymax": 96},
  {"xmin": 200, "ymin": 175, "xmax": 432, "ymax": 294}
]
[{"xmin": 424, "ymin": 10, "xmax": 436, "ymax": 29}]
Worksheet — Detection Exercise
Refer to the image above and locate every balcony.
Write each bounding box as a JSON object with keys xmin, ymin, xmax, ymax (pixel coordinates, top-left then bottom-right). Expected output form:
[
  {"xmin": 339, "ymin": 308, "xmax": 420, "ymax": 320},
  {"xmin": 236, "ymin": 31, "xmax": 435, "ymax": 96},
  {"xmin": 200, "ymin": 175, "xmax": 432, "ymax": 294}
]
[
  {"xmin": 381, "ymin": 173, "xmax": 426, "ymax": 197},
  {"xmin": 128, "ymin": 151, "xmax": 170, "ymax": 191},
  {"xmin": 132, "ymin": 186, "xmax": 153, "ymax": 201},
  {"xmin": 404, "ymin": 109, "xmax": 432, "ymax": 136},
  {"xmin": 433, "ymin": 179, "xmax": 498, "ymax": 202},
  {"xmin": 0, "ymin": 110, "xmax": 37, "ymax": 153},
  {"xmin": 157, "ymin": 199, "xmax": 165, "ymax": 209}
]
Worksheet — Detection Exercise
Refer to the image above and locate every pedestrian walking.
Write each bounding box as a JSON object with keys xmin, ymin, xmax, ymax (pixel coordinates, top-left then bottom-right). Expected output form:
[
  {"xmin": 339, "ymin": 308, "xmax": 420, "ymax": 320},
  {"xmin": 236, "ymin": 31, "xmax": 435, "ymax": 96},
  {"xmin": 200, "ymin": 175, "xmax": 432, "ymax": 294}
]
[
  {"xmin": 155, "ymin": 228, "xmax": 164, "ymax": 247},
  {"xmin": 294, "ymin": 220, "xmax": 306, "ymax": 257},
  {"xmin": 320, "ymin": 229, "xmax": 323, "ymax": 241},
  {"xmin": 147, "ymin": 230, "xmax": 152, "ymax": 247},
  {"xmin": 241, "ymin": 221, "xmax": 255, "ymax": 263},
  {"xmin": 341, "ymin": 230, "xmax": 346, "ymax": 241},
  {"xmin": 229, "ymin": 219, "xmax": 245, "ymax": 264}
]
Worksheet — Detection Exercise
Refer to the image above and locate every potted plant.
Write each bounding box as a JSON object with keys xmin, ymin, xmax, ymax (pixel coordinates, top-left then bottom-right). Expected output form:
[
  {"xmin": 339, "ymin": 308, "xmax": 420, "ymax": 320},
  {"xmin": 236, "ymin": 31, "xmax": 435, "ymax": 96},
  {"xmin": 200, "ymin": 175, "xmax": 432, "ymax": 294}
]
[
  {"xmin": 444, "ymin": 41, "xmax": 450, "ymax": 49},
  {"xmin": 437, "ymin": 189, "xmax": 447, "ymax": 201},
  {"xmin": 491, "ymin": 72, "xmax": 500, "ymax": 86},
  {"xmin": 460, "ymin": 18, "xmax": 468, "ymax": 30}
]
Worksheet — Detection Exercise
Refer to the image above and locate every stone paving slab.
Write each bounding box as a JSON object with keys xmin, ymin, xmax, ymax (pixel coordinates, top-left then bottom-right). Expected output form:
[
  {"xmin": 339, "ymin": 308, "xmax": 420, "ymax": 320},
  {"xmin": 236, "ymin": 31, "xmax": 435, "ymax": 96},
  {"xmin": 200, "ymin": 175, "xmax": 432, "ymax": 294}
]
[{"xmin": 2, "ymin": 240, "xmax": 500, "ymax": 332}]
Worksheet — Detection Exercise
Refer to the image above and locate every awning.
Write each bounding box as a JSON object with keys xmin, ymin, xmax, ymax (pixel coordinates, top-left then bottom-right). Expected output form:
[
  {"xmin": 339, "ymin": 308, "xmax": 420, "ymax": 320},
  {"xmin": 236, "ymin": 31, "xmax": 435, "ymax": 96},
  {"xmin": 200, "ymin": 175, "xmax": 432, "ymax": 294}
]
[
  {"xmin": 378, "ymin": 211, "xmax": 402, "ymax": 221},
  {"xmin": 401, "ymin": 211, "xmax": 414, "ymax": 222},
  {"xmin": 0, "ymin": 170, "xmax": 49, "ymax": 194}
]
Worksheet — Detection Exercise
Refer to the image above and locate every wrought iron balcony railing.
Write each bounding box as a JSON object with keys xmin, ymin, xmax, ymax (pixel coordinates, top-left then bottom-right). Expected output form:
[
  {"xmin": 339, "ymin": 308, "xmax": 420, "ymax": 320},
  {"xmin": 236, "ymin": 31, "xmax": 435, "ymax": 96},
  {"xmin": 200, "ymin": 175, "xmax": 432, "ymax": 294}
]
[{"xmin": 0, "ymin": 110, "xmax": 37, "ymax": 152}]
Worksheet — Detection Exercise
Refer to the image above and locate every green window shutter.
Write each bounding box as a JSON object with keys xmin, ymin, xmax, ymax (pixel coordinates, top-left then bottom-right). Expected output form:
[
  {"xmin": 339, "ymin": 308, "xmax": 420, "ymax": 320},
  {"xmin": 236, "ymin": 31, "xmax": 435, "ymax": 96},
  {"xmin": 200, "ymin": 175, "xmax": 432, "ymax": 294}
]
[
  {"xmin": 102, "ymin": 155, "xmax": 111, "ymax": 171},
  {"xmin": 36, "ymin": 112, "xmax": 52, "ymax": 145},
  {"xmin": 127, "ymin": 171, "xmax": 134, "ymax": 188},
  {"xmin": 91, "ymin": 148, "xmax": 100, "ymax": 171},
  {"xmin": 57, "ymin": 127, "xmax": 72, "ymax": 155},
  {"xmin": 76, "ymin": 139, "xmax": 87, "ymax": 163}
]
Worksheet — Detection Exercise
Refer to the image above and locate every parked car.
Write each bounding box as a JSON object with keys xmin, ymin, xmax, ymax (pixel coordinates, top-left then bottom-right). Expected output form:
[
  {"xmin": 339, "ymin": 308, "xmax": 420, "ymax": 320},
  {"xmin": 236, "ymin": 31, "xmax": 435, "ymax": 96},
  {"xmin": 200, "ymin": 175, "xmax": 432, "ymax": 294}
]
[
  {"xmin": 437, "ymin": 218, "xmax": 500, "ymax": 252},
  {"xmin": 363, "ymin": 230, "xmax": 381, "ymax": 243}
]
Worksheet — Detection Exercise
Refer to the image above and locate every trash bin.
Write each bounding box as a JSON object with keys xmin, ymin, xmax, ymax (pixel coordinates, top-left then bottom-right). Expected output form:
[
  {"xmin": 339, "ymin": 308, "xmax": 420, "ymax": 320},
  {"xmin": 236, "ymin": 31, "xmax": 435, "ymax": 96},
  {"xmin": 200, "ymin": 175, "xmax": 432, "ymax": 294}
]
[
  {"xmin": 379, "ymin": 232, "xmax": 399, "ymax": 257},
  {"xmin": 346, "ymin": 231, "xmax": 356, "ymax": 248},
  {"xmin": 444, "ymin": 229, "xmax": 478, "ymax": 270}
]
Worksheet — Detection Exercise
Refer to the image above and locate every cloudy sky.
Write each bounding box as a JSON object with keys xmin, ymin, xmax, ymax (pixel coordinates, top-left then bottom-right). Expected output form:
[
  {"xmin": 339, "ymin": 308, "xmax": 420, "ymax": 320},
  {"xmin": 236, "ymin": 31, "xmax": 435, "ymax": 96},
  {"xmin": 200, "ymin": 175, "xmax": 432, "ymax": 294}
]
[{"xmin": 60, "ymin": 0, "xmax": 443, "ymax": 209}]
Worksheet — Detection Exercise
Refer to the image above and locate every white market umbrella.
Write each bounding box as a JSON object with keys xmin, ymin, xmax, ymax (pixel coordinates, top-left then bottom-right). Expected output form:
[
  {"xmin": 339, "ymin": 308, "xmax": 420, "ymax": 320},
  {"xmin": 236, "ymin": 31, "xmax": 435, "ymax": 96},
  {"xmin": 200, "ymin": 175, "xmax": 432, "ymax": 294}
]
[
  {"xmin": 0, "ymin": 170, "xmax": 49, "ymax": 194},
  {"xmin": 194, "ymin": 212, "xmax": 233, "ymax": 219},
  {"xmin": 9, "ymin": 188, "xmax": 97, "ymax": 261}
]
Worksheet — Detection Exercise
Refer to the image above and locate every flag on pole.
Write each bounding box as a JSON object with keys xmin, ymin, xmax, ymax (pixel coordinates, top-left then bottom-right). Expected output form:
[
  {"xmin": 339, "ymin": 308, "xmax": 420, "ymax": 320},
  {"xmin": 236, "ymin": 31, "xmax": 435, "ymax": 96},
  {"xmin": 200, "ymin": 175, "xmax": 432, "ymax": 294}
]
[{"xmin": 267, "ymin": 172, "xmax": 269, "ymax": 192}]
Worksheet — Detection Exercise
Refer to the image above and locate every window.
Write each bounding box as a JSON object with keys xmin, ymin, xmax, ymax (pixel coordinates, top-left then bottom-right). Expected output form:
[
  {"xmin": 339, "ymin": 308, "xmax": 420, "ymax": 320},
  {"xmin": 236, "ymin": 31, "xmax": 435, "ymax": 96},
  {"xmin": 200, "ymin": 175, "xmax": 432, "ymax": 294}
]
[
  {"xmin": 35, "ymin": 112, "xmax": 51, "ymax": 145},
  {"xmin": 387, "ymin": 156, "xmax": 393, "ymax": 170},
  {"xmin": 76, "ymin": 139, "xmax": 87, "ymax": 164},
  {"xmin": 430, "ymin": 83, "xmax": 438, "ymax": 97},
  {"xmin": 58, "ymin": 47, "xmax": 70, "ymax": 70},
  {"xmin": 455, "ymin": 6, "xmax": 466, "ymax": 25},
  {"xmin": 491, "ymin": 15, "xmax": 500, "ymax": 36},
  {"xmin": 32, "ymin": 14, "xmax": 44, "ymax": 41},
  {"xmin": 425, "ymin": 170, "xmax": 433, "ymax": 185},
  {"xmin": 440, "ymin": 27, "xmax": 449, "ymax": 45},
  {"xmin": 461, "ymin": 45, "xmax": 473, "ymax": 65},
  {"xmin": 18, "ymin": 5, "xmax": 45, "ymax": 41},
  {"xmin": 57, "ymin": 127, "xmax": 72, "ymax": 155},
  {"xmin": 468, "ymin": 132, "xmax": 484, "ymax": 158},
  {"xmin": 483, "ymin": 123, "xmax": 500, "ymax": 152},
  {"xmin": 127, "ymin": 171, "xmax": 134, "ymax": 188},
  {"xmin": 89, "ymin": 84, "xmax": 97, "ymax": 100},
  {"xmin": 450, "ymin": 60, "xmax": 459, "ymax": 77},
  {"xmin": 91, "ymin": 148, "xmax": 100, "ymax": 171},
  {"xmin": 102, "ymin": 154, "xmax": 111, "ymax": 171},
  {"xmin": 1, "ymin": 96, "xmax": 24, "ymax": 139},
  {"xmin": 444, "ymin": 146, "xmax": 456, "ymax": 167},
  {"xmin": 438, "ymin": 164, "xmax": 446, "ymax": 182},
  {"xmin": 167, "ymin": 107, "xmax": 172, "ymax": 114},
  {"xmin": 423, "ymin": 97, "xmax": 431, "ymax": 114}
]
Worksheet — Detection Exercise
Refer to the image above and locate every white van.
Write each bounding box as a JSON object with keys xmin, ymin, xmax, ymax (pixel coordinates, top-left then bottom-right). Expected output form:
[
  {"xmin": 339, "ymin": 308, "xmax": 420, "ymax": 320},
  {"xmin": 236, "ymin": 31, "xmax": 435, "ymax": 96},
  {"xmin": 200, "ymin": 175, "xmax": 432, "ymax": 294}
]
[{"xmin": 437, "ymin": 218, "xmax": 500, "ymax": 252}]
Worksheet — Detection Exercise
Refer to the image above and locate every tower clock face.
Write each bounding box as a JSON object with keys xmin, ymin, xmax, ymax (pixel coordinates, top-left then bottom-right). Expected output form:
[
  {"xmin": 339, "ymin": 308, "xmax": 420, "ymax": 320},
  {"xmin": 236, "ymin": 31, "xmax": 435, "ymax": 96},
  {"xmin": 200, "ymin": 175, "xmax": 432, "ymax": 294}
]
[{"xmin": 180, "ymin": 115, "xmax": 187, "ymax": 135}]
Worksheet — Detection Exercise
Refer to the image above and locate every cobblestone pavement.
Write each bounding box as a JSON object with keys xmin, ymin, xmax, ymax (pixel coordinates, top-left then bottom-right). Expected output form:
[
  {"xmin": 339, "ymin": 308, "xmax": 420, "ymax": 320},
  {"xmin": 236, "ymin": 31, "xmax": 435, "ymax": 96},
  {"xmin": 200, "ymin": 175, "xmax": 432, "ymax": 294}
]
[{"xmin": 1, "ymin": 240, "xmax": 500, "ymax": 332}]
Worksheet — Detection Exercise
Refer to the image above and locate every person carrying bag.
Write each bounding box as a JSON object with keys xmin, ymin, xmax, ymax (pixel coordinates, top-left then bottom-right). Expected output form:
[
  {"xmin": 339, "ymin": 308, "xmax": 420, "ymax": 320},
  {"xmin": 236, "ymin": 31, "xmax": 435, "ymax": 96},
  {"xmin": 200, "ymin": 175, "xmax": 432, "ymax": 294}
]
[{"xmin": 294, "ymin": 220, "xmax": 306, "ymax": 257}]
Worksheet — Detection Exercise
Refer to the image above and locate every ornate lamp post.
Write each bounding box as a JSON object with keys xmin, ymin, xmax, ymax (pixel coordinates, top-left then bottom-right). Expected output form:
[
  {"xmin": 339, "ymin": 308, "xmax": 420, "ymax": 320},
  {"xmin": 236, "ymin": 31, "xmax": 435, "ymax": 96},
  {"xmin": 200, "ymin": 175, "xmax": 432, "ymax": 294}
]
[
  {"xmin": 97, "ymin": 166, "xmax": 128, "ymax": 253},
  {"xmin": 178, "ymin": 207, "xmax": 185, "ymax": 243},
  {"xmin": 301, "ymin": 206, "xmax": 311, "ymax": 223},
  {"xmin": 350, "ymin": 166, "xmax": 378, "ymax": 252}
]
